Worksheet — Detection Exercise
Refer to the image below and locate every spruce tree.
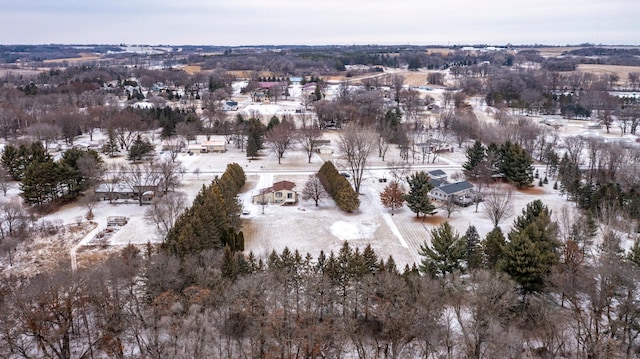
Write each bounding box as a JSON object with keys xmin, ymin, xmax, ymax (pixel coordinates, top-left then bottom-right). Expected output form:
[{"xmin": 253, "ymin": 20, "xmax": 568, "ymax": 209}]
[
  {"xmin": 500, "ymin": 141, "xmax": 534, "ymax": 188},
  {"xmin": 627, "ymin": 238, "xmax": 640, "ymax": 267},
  {"xmin": 405, "ymin": 171, "xmax": 437, "ymax": 217},
  {"xmin": 499, "ymin": 232, "xmax": 547, "ymax": 294},
  {"xmin": 482, "ymin": 226, "xmax": 506, "ymax": 269},
  {"xmin": 127, "ymin": 134, "xmax": 154, "ymax": 162},
  {"xmin": 463, "ymin": 140, "xmax": 486, "ymax": 174},
  {"xmin": 501, "ymin": 200, "xmax": 559, "ymax": 293},
  {"xmin": 463, "ymin": 225, "xmax": 482, "ymax": 270},
  {"xmin": 246, "ymin": 118, "xmax": 264, "ymax": 158},
  {"xmin": 418, "ymin": 222, "xmax": 466, "ymax": 278}
]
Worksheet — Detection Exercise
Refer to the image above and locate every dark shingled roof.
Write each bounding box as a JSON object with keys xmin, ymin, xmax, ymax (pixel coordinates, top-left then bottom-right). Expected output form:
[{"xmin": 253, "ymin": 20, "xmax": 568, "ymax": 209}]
[
  {"xmin": 428, "ymin": 169, "xmax": 447, "ymax": 177},
  {"xmin": 272, "ymin": 180, "xmax": 296, "ymax": 191},
  {"xmin": 438, "ymin": 181, "xmax": 473, "ymax": 195}
]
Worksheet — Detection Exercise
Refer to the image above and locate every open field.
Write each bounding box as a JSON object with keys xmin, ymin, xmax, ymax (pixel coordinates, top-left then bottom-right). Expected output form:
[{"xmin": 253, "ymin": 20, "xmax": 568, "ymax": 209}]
[
  {"xmin": 43, "ymin": 53, "xmax": 103, "ymax": 63},
  {"xmin": 576, "ymin": 64, "xmax": 640, "ymax": 84}
]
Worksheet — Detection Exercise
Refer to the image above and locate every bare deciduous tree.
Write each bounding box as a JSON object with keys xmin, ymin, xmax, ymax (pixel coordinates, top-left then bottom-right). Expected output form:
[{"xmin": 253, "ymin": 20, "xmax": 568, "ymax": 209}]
[
  {"xmin": 164, "ymin": 136, "xmax": 185, "ymax": 162},
  {"xmin": 338, "ymin": 123, "xmax": 376, "ymax": 194},
  {"xmin": 441, "ymin": 196, "xmax": 459, "ymax": 218},
  {"xmin": 119, "ymin": 162, "xmax": 161, "ymax": 206},
  {"xmin": 482, "ymin": 186, "xmax": 514, "ymax": 228},
  {"xmin": 297, "ymin": 121, "xmax": 322, "ymax": 164},
  {"xmin": 265, "ymin": 120, "xmax": 296, "ymax": 164},
  {"xmin": 387, "ymin": 160, "xmax": 412, "ymax": 183},
  {"xmin": 145, "ymin": 192, "xmax": 188, "ymax": 237},
  {"xmin": 157, "ymin": 157, "xmax": 182, "ymax": 194},
  {"xmin": 26, "ymin": 122, "xmax": 60, "ymax": 150},
  {"xmin": 301, "ymin": 174, "xmax": 328, "ymax": 206}
]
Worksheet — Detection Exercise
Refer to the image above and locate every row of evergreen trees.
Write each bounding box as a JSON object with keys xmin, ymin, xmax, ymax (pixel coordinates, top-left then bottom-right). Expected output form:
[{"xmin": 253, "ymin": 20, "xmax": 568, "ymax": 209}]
[
  {"xmin": 557, "ymin": 151, "xmax": 640, "ymax": 227},
  {"xmin": 162, "ymin": 163, "xmax": 246, "ymax": 257},
  {"xmin": 419, "ymin": 200, "xmax": 561, "ymax": 294},
  {"xmin": 1, "ymin": 142, "xmax": 102, "ymax": 206},
  {"xmin": 317, "ymin": 161, "xmax": 360, "ymax": 212},
  {"xmin": 464, "ymin": 140, "xmax": 534, "ymax": 188}
]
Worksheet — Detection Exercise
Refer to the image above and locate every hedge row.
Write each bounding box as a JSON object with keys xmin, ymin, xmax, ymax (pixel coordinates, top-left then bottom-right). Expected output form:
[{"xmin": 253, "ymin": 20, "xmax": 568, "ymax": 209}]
[{"xmin": 318, "ymin": 161, "xmax": 360, "ymax": 212}]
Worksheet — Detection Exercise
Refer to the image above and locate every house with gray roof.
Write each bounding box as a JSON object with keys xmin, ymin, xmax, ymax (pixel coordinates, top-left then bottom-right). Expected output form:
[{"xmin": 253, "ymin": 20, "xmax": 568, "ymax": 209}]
[{"xmin": 429, "ymin": 180, "xmax": 474, "ymax": 206}]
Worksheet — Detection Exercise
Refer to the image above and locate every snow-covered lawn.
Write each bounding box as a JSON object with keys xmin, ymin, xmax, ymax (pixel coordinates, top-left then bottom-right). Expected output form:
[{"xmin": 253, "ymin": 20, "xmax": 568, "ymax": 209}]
[{"xmin": 2, "ymin": 89, "xmax": 635, "ymax": 277}]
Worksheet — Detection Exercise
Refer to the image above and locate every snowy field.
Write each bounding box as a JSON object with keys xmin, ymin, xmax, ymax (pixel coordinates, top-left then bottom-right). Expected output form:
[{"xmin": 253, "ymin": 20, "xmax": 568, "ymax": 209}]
[{"xmin": 2, "ymin": 85, "xmax": 638, "ymax": 276}]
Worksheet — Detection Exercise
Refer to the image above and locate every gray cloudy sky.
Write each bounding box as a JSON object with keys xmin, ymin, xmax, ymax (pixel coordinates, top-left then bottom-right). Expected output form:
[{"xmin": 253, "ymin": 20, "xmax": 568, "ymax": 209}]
[{"xmin": 1, "ymin": 0, "xmax": 637, "ymax": 45}]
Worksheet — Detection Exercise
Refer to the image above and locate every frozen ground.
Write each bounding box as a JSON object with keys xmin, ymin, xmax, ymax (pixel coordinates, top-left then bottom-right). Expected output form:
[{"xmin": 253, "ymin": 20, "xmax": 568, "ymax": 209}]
[{"xmin": 2, "ymin": 81, "xmax": 638, "ymax": 277}]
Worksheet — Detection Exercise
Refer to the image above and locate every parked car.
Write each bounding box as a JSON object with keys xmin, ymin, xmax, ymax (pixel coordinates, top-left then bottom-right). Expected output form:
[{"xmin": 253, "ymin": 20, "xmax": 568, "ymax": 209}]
[
  {"xmin": 242, "ymin": 209, "xmax": 250, "ymax": 215},
  {"xmin": 340, "ymin": 171, "xmax": 351, "ymax": 178}
]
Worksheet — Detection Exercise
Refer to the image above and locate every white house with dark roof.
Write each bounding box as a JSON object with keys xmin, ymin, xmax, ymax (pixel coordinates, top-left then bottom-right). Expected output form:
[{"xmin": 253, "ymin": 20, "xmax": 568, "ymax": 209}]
[
  {"xmin": 222, "ymin": 100, "xmax": 238, "ymax": 111},
  {"xmin": 429, "ymin": 181, "xmax": 474, "ymax": 206}
]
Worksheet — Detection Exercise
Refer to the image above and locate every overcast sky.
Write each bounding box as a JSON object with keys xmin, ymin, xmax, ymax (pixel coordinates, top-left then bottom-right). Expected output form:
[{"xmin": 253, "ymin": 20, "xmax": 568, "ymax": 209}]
[{"xmin": 1, "ymin": 0, "xmax": 637, "ymax": 46}]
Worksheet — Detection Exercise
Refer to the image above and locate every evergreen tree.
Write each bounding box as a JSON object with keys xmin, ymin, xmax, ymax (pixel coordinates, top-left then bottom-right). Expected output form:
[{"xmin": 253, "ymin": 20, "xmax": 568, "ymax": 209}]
[
  {"xmin": 103, "ymin": 128, "xmax": 120, "ymax": 157},
  {"xmin": 501, "ymin": 200, "xmax": 559, "ymax": 293},
  {"xmin": 266, "ymin": 115, "xmax": 280, "ymax": 131},
  {"xmin": 20, "ymin": 159, "xmax": 59, "ymax": 205},
  {"xmin": 462, "ymin": 140, "xmax": 486, "ymax": 174},
  {"xmin": 314, "ymin": 83, "xmax": 323, "ymax": 101},
  {"xmin": 405, "ymin": 171, "xmax": 437, "ymax": 217},
  {"xmin": 500, "ymin": 141, "xmax": 534, "ymax": 188},
  {"xmin": 1, "ymin": 144, "xmax": 23, "ymax": 180},
  {"xmin": 418, "ymin": 222, "xmax": 466, "ymax": 278},
  {"xmin": 127, "ymin": 134, "xmax": 154, "ymax": 162},
  {"xmin": 627, "ymin": 238, "xmax": 640, "ymax": 267},
  {"xmin": 558, "ymin": 152, "xmax": 581, "ymax": 199},
  {"xmin": 499, "ymin": 232, "xmax": 547, "ymax": 294},
  {"xmin": 482, "ymin": 226, "xmax": 506, "ymax": 269},
  {"xmin": 335, "ymin": 186, "xmax": 360, "ymax": 212},
  {"xmin": 463, "ymin": 225, "xmax": 482, "ymax": 270},
  {"xmin": 246, "ymin": 118, "xmax": 264, "ymax": 158}
]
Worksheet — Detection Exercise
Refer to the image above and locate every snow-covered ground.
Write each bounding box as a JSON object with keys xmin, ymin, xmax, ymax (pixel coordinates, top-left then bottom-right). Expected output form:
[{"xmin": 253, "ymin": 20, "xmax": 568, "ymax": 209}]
[{"xmin": 2, "ymin": 78, "xmax": 638, "ymax": 277}]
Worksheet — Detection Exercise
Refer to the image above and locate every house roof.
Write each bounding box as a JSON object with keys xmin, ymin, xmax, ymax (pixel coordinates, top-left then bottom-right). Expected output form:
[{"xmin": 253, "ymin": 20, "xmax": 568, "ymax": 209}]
[
  {"xmin": 429, "ymin": 178, "xmax": 444, "ymax": 188},
  {"xmin": 201, "ymin": 140, "xmax": 225, "ymax": 146},
  {"xmin": 254, "ymin": 180, "xmax": 297, "ymax": 196},
  {"xmin": 436, "ymin": 181, "xmax": 473, "ymax": 195},
  {"xmin": 272, "ymin": 180, "xmax": 296, "ymax": 191},
  {"xmin": 428, "ymin": 169, "xmax": 447, "ymax": 177}
]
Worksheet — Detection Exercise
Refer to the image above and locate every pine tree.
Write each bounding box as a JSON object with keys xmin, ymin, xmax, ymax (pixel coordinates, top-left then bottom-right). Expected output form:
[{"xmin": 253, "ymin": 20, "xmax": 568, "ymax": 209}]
[
  {"xmin": 127, "ymin": 134, "xmax": 154, "ymax": 162},
  {"xmin": 103, "ymin": 128, "xmax": 120, "ymax": 157},
  {"xmin": 418, "ymin": 222, "xmax": 466, "ymax": 278},
  {"xmin": 405, "ymin": 171, "xmax": 437, "ymax": 217},
  {"xmin": 462, "ymin": 140, "xmax": 486, "ymax": 174},
  {"xmin": 335, "ymin": 186, "xmax": 360, "ymax": 212},
  {"xmin": 499, "ymin": 232, "xmax": 547, "ymax": 294},
  {"xmin": 463, "ymin": 225, "xmax": 482, "ymax": 270},
  {"xmin": 246, "ymin": 118, "xmax": 264, "ymax": 158},
  {"xmin": 501, "ymin": 200, "xmax": 559, "ymax": 293},
  {"xmin": 482, "ymin": 226, "xmax": 506, "ymax": 269},
  {"xmin": 627, "ymin": 238, "xmax": 640, "ymax": 267},
  {"xmin": 500, "ymin": 141, "xmax": 534, "ymax": 188},
  {"xmin": 221, "ymin": 245, "xmax": 237, "ymax": 280},
  {"xmin": 20, "ymin": 159, "xmax": 59, "ymax": 205}
]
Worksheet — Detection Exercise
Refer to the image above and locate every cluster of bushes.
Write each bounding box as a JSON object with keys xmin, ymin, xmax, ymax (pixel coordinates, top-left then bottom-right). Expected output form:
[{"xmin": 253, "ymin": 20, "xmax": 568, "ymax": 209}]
[
  {"xmin": 317, "ymin": 161, "xmax": 360, "ymax": 212},
  {"xmin": 162, "ymin": 163, "xmax": 246, "ymax": 257}
]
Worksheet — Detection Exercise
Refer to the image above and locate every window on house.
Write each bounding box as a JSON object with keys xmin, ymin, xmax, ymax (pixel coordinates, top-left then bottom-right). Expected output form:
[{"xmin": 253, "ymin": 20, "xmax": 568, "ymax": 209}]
[
  {"xmin": 287, "ymin": 193, "xmax": 292, "ymax": 199},
  {"xmin": 276, "ymin": 192, "xmax": 282, "ymax": 198}
]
